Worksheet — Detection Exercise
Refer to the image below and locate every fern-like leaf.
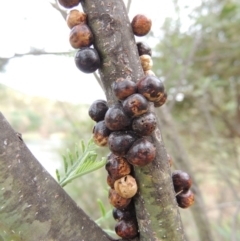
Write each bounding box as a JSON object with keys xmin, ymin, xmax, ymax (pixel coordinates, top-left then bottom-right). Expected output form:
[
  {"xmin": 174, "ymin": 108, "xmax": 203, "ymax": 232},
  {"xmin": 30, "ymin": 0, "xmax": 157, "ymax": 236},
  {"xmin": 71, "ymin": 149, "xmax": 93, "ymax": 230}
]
[
  {"xmin": 56, "ymin": 169, "xmax": 60, "ymax": 182},
  {"xmin": 56, "ymin": 138, "xmax": 107, "ymax": 187}
]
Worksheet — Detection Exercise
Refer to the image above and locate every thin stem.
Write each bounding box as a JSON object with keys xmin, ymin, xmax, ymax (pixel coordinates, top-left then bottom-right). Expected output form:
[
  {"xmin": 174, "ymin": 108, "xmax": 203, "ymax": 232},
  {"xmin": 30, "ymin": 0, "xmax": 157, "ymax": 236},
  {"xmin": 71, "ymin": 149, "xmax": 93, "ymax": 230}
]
[
  {"xmin": 93, "ymin": 72, "xmax": 105, "ymax": 91},
  {"xmin": 126, "ymin": 0, "xmax": 132, "ymax": 13},
  {"xmin": 95, "ymin": 210, "xmax": 113, "ymax": 224}
]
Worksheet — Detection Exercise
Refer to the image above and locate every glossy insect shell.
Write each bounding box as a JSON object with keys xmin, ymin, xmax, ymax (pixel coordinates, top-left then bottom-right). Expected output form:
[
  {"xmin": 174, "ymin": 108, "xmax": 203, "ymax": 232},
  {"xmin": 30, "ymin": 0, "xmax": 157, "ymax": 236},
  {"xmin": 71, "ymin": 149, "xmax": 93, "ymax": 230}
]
[{"xmin": 75, "ymin": 48, "xmax": 101, "ymax": 74}]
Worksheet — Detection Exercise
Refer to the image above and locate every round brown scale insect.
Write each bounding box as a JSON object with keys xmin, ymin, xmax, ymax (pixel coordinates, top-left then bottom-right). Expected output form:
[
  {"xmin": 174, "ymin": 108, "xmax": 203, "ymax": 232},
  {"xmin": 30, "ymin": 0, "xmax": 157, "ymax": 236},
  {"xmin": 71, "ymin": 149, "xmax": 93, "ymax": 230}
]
[
  {"xmin": 66, "ymin": 10, "xmax": 87, "ymax": 29},
  {"xmin": 140, "ymin": 54, "xmax": 153, "ymax": 71},
  {"xmin": 154, "ymin": 91, "xmax": 168, "ymax": 107},
  {"xmin": 108, "ymin": 131, "xmax": 139, "ymax": 157},
  {"xmin": 137, "ymin": 75, "xmax": 165, "ymax": 102},
  {"xmin": 172, "ymin": 170, "xmax": 192, "ymax": 194},
  {"xmin": 114, "ymin": 175, "xmax": 138, "ymax": 199},
  {"xmin": 126, "ymin": 137, "xmax": 156, "ymax": 166},
  {"xmin": 131, "ymin": 14, "xmax": 152, "ymax": 37},
  {"xmin": 109, "ymin": 189, "xmax": 131, "ymax": 209},
  {"xmin": 88, "ymin": 99, "xmax": 108, "ymax": 122},
  {"xmin": 132, "ymin": 112, "xmax": 157, "ymax": 136},
  {"xmin": 92, "ymin": 120, "xmax": 111, "ymax": 147},
  {"xmin": 112, "ymin": 77, "xmax": 137, "ymax": 101},
  {"xmin": 107, "ymin": 174, "xmax": 115, "ymax": 189},
  {"xmin": 69, "ymin": 24, "xmax": 93, "ymax": 49},
  {"xmin": 176, "ymin": 190, "xmax": 194, "ymax": 209},
  {"xmin": 112, "ymin": 204, "xmax": 136, "ymax": 221},
  {"xmin": 75, "ymin": 47, "xmax": 101, "ymax": 73},
  {"xmin": 58, "ymin": 0, "xmax": 80, "ymax": 9},
  {"xmin": 122, "ymin": 93, "xmax": 149, "ymax": 118},
  {"xmin": 137, "ymin": 42, "xmax": 152, "ymax": 56},
  {"xmin": 104, "ymin": 103, "xmax": 131, "ymax": 131},
  {"xmin": 105, "ymin": 153, "xmax": 131, "ymax": 180},
  {"xmin": 115, "ymin": 218, "xmax": 139, "ymax": 239}
]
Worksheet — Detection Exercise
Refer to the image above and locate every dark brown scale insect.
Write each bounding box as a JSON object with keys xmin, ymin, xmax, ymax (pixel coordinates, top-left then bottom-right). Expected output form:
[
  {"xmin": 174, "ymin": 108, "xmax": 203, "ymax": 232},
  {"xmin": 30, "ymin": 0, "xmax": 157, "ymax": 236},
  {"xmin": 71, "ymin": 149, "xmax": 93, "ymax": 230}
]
[
  {"xmin": 176, "ymin": 190, "xmax": 194, "ymax": 209},
  {"xmin": 108, "ymin": 188, "xmax": 131, "ymax": 209},
  {"xmin": 137, "ymin": 41, "xmax": 152, "ymax": 56},
  {"xmin": 132, "ymin": 112, "xmax": 157, "ymax": 136},
  {"xmin": 108, "ymin": 131, "xmax": 139, "ymax": 157},
  {"xmin": 105, "ymin": 153, "xmax": 131, "ymax": 180},
  {"xmin": 126, "ymin": 137, "xmax": 156, "ymax": 166},
  {"xmin": 88, "ymin": 99, "xmax": 108, "ymax": 122},
  {"xmin": 92, "ymin": 120, "xmax": 111, "ymax": 147},
  {"xmin": 69, "ymin": 24, "xmax": 93, "ymax": 49},
  {"xmin": 122, "ymin": 93, "xmax": 149, "ymax": 118},
  {"xmin": 172, "ymin": 170, "xmax": 192, "ymax": 194},
  {"xmin": 137, "ymin": 75, "xmax": 165, "ymax": 102},
  {"xmin": 104, "ymin": 103, "xmax": 131, "ymax": 131},
  {"xmin": 112, "ymin": 205, "xmax": 136, "ymax": 221},
  {"xmin": 115, "ymin": 218, "xmax": 139, "ymax": 239},
  {"xmin": 58, "ymin": 0, "xmax": 80, "ymax": 9},
  {"xmin": 75, "ymin": 47, "xmax": 101, "ymax": 73},
  {"xmin": 112, "ymin": 77, "xmax": 137, "ymax": 100}
]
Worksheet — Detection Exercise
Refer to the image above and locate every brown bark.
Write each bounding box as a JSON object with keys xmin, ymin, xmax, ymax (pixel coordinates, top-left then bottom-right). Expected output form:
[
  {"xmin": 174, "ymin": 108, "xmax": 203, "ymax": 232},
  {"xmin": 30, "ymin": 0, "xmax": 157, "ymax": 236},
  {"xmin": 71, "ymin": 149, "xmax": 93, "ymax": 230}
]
[{"xmin": 81, "ymin": 0, "xmax": 185, "ymax": 240}]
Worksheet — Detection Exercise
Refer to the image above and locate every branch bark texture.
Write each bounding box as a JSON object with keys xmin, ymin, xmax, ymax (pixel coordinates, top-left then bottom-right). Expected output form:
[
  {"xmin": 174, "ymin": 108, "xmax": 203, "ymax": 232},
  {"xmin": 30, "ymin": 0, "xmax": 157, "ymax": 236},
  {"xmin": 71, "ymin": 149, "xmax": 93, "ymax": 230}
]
[
  {"xmin": 81, "ymin": 0, "xmax": 185, "ymax": 240},
  {"xmin": 0, "ymin": 112, "xmax": 113, "ymax": 241}
]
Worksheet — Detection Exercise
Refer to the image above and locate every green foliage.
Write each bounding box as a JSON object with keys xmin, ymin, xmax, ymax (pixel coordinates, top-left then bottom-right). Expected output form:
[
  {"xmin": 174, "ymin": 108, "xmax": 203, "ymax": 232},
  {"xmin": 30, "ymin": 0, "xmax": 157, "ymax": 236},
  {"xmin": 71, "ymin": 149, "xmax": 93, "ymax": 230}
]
[
  {"xmin": 56, "ymin": 139, "xmax": 107, "ymax": 187},
  {"xmin": 152, "ymin": 0, "xmax": 240, "ymax": 240},
  {"xmin": 95, "ymin": 199, "xmax": 117, "ymax": 238}
]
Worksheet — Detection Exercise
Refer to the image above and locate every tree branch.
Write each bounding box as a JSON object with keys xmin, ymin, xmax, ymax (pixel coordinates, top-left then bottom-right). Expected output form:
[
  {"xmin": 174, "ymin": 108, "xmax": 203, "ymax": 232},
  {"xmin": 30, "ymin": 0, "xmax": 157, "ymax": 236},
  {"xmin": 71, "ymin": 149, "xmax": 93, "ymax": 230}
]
[
  {"xmin": 81, "ymin": 0, "xmax": 185, "ymax": 240},
  {"xmin": 0, "ymin": 112, "xmax": 116, "ymax": 241},
  {"xmin": 157, "ymin": 105, "xmax": 214, "ymax": 241}
]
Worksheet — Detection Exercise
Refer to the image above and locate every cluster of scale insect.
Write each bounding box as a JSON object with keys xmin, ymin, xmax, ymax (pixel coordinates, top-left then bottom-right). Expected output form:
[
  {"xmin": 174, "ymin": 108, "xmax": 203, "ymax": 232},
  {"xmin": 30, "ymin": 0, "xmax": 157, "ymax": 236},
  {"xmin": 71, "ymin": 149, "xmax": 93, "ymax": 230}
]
[
  {"xmin": 89, "ymin": 71, "xmax": 167, "ymax": 238},
  {"xmin": 58, "ymin": 0, "xmax": 194, "ymax": 238}
]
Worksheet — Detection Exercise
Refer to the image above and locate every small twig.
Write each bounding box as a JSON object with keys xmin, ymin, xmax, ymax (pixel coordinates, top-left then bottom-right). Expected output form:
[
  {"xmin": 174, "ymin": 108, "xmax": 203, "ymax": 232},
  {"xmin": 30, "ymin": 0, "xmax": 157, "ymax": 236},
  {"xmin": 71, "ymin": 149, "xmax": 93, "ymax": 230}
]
[
  {"xmin": 126, "ymin": 0, "xmax": 132, "ymax": 13},
  {"xmin": 0, "ymin": 50, "xmax": 75, "ymax": 60},
  {"xmin": 49, "ymin": 0, "xmax": 67, "ymax": 20},
  {"xmin": 175, "ymin": 190, "xmax": 183, "ymax": 196},
  {"xmin": 93, "ymin": 72, "xmax": 105, "ymax": 91}
]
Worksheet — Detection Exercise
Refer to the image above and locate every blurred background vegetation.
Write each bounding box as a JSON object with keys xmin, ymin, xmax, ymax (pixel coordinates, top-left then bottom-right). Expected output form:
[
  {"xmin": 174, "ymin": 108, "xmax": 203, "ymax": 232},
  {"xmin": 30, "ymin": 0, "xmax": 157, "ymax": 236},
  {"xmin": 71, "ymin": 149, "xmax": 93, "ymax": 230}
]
[{"xmin": 0, "ymin": 0, "xmax": 240, "ymax": 240}]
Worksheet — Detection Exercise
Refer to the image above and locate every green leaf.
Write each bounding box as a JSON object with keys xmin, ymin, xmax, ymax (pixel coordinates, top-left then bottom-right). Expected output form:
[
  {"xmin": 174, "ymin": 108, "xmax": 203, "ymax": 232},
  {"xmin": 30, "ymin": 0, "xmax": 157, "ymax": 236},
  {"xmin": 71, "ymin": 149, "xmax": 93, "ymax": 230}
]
[
  {"xmin": 75, "ymin": 143, "xmax": 79, "ymax": 159},
  {"xmin": 57, "ymin": 138, "xmax": 106, "ymax": 187},
  {"xmin": 56, "ymin": 169, "xmax": 60, "ymax": 182},
  {"xmin": 75, "ymin": 157, "xmax": 106, "ymax": 176},
  {"xmin": 97, "ymin": 199, "xmax": 106, "ymax": 217},
  {"xmin": 102, "ymin": 229, "xmax": 117, "ymax": 236},
  {"xmin": 63, "ymin": 155, "xmax": 68, "ymax": 174},
  {"xmin": 81, "ymin": 139, "xmax": 85, "ymax": 152},
  {"xmin": 67, "ymin": 148, "xmax": 74, "ymax": 165}
]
